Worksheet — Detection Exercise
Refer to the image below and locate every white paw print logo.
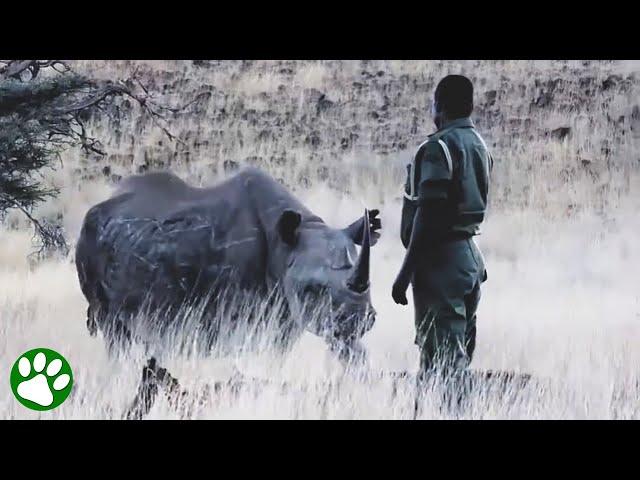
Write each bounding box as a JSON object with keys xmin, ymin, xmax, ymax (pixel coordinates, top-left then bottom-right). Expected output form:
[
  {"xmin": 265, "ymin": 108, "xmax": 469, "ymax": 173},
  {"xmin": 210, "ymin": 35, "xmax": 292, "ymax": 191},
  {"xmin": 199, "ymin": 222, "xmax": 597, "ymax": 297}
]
[{"xmin": 10, "ymin": 348, "xmax": 73, "ymax": 411}]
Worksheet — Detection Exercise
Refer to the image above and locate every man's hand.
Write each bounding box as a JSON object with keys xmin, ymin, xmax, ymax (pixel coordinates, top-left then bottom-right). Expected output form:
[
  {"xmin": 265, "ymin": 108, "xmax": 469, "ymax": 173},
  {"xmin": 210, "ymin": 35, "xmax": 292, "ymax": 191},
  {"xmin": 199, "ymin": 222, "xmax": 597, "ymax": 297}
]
[
  {"xmin": 392, "ymin": 271, "xmax": 411, "ymax": 305},
  {"xmin": 344, "ymin": 209, "xmax": 382, "ymax": 246},
  {"xmin": 368, "ymin": 209, "xmax": 382, "ymax": 237}
]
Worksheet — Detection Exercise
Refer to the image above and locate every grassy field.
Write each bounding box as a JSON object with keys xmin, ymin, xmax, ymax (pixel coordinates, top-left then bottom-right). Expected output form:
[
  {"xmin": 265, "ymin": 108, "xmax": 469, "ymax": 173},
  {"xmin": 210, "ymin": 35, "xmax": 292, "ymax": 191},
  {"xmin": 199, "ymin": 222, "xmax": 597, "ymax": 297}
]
[{"xmin": 1, "ymin": 60, "xmax": 639, "ymax": 419}]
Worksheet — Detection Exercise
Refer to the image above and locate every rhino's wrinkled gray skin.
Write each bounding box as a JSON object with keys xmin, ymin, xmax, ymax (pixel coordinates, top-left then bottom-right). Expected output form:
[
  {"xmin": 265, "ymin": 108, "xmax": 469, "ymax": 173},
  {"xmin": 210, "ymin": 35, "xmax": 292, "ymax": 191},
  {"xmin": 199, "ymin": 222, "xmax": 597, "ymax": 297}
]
[{"xmin": 75, "ymin": 167, "xmax": 380, "ymax": 364}]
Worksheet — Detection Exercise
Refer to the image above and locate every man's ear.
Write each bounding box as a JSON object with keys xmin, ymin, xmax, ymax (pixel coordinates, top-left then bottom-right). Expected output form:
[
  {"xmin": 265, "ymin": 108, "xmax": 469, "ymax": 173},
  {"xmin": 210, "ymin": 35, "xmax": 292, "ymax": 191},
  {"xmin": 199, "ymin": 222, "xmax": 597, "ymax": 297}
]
[{"xmin": 277, "ymin": 209, "xmax": 302, "ymax": 246}]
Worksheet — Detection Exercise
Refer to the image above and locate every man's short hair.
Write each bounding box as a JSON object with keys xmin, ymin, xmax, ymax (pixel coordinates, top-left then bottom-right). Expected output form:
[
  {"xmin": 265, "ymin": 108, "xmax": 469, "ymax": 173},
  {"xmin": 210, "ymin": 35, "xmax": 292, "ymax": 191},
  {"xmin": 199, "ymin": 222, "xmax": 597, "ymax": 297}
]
[{"xmin": 434, "ymin": 75, "xmax": 474, "ymax": 118}]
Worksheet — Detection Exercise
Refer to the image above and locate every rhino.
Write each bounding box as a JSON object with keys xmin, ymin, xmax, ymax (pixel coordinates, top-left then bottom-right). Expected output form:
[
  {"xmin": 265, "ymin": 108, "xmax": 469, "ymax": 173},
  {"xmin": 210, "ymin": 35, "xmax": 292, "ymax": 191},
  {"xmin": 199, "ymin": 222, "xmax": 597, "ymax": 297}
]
[{"xmin": 75, "ymin": 167, "xmax": 381, "ymax": 364}]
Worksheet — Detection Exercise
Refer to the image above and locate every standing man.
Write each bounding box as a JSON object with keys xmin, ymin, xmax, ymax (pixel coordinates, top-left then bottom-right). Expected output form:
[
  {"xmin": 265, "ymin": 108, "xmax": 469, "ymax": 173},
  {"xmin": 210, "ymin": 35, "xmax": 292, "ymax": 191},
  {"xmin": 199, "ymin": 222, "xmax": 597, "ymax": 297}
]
[{"xmin": 392, "ymin": 75, "xmax": 493, "ymax": 382}]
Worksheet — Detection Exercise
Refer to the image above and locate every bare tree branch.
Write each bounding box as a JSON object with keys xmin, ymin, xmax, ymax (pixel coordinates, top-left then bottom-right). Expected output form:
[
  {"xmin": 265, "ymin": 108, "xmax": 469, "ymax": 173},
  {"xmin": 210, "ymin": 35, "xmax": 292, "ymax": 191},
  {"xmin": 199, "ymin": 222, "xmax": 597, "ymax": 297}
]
[
  {"xmin": 1, "ymin": 60, "xmax": 34, "ymax": 79},
  {"xmin": 1, "ymin": 59, "xmax": 202, "ymax": 259},
  {"xmin": 0, "ymin": 193, "xmax": 69, "ymax": 259},
  {"xmin": 57, "ymin": 84, "xmax": 131, "ymax": 114}
]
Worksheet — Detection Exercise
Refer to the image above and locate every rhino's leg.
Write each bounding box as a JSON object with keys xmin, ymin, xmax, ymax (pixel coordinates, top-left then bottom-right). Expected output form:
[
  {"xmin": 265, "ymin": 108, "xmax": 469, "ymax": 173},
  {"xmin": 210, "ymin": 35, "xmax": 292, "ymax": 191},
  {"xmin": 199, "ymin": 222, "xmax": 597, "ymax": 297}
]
[
  {"xmin": 107, "ymin": 321, "xmax": 133, "ymax": 356},
  {"xmin": 85, "ymin": 279, "xmax": 112, "ymax": 338},
  {"xmin": 273, "ymin": 319, "xmax": 304, "ymax": 355},
  {"xmin": 98, "ymin": 307, "xmax": 135, "ymax": 357},
  {"xmin": 269, "ymin": 296, "xmax": 304, "ymax": 356},
  {"xmin": 86, "ymin": 305, "xmax": 99, "ymax": 337},
  {"xmin": 329, "ymin": 338, "xmax": 369, "ymax": 371}
]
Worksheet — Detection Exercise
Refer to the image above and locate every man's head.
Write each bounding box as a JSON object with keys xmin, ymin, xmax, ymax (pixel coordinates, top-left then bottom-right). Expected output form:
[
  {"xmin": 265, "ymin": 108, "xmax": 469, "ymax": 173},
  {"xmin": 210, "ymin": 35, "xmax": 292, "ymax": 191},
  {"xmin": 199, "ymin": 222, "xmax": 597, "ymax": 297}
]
[{"xmin": 432, "ymin": 75, "xmax": 474, "ymax": 128}]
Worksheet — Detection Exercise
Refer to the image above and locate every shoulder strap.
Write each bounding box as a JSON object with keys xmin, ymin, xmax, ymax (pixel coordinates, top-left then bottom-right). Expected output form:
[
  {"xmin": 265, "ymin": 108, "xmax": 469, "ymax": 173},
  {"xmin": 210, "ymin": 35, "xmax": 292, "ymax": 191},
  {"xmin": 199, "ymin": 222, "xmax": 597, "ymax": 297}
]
[
  {"xmin": 437, "ymin": 139, "xmax": 453, "ymax": 177},
  {"xmin": 405, "ymin": 138, "xmax": 455, "ymax": 202},
  {"xmin": 404, "ymin": 139, "xmax": 429, "ymax": 201}
]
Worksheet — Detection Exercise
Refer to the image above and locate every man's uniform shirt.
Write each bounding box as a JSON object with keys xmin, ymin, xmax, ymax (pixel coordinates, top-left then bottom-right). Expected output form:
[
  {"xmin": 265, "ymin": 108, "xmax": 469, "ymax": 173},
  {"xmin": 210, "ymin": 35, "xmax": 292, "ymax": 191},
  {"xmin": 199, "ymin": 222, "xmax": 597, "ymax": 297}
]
[{"xmin": 401, "ymin": 117, "xmax": 493, "ymax": 249}]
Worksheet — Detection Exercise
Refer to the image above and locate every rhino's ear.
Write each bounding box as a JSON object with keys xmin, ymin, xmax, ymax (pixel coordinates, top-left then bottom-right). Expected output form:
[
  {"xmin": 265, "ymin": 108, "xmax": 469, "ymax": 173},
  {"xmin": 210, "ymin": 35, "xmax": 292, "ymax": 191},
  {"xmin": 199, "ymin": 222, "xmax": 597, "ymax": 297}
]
[{"xmin": 277, "ymin": 209, "xmax": 302, "ymax": 246}]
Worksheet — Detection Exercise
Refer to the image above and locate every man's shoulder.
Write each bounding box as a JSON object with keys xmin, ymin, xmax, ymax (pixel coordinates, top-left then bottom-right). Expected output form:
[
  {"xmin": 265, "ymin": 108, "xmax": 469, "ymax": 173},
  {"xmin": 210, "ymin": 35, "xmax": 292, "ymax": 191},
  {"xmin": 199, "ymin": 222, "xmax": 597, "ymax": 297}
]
[
  {"xmin": 430, "ymin": 118, "xmax": 478, "ymax": 143},
  {"xmin": 426, "ymin": 129, "xmax": 447, "ymax": 143},
  {"xmin": 415, "ymin": 119, "xmax": 484, "ymax": 159},
  {"xmin": 439, "ymin": 126, "xmax": 491, "ymax": 159},
  {"xmin": 415, "ymin": 137, "xmax": 447, "ymax": 161},
  {"xmin": 436, "ymin": 124, "xmax": 470, "ymax": 142},
  {"xmin": 423, "ymin": 128, "xmax": 464, "ymax": 155}
]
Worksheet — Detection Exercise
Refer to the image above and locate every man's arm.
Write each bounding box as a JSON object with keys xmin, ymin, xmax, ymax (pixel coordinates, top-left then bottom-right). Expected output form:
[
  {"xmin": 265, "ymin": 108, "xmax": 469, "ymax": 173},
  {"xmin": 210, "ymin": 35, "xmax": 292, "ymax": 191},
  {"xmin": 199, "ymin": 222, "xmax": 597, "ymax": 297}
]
[
  {"xmin": 392, "ymin": 196, "xmax": 449, "ymax": 305},
  {"xmin": 393, "ymin": 139, "xmax": 452, "ymax": 305}
]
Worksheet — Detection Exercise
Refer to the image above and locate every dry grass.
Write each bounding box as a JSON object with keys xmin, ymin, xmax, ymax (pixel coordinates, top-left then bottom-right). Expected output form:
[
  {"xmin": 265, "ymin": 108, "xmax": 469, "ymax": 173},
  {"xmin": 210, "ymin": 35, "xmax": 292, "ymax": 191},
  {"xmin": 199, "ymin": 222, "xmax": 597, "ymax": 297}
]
[{"xmin": 1, "ymin": 60, "xmax": 639, "ymax": 419}]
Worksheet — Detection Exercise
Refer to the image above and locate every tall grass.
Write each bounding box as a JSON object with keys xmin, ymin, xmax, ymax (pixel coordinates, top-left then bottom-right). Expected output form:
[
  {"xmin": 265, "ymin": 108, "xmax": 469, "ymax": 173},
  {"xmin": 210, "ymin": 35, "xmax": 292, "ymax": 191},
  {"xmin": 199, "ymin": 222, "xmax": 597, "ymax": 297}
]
[{"xmin": 1, "ymin": 60, "xmax": 638, "ymax": 419}]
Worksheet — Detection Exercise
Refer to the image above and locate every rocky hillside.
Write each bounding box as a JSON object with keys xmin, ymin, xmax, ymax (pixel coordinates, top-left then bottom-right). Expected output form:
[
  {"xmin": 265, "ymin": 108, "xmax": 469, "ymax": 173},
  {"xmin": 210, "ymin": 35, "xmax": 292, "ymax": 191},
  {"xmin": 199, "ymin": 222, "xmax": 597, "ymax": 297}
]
[{"xmin": 60, "ymin": 60, "xmax": 640, "ymax": 219}]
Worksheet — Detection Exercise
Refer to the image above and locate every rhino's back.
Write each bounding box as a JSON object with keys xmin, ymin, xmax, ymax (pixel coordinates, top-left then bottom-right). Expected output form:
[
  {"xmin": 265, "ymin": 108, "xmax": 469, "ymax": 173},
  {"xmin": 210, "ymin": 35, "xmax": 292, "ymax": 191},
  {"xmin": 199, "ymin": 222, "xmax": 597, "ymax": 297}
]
[
  {"xmin": 107, "ymin": 171, "xmax": 207, "ymax": 219},
  {"xmin": 76, "ymin": 171, "xmax": 267, "ymax": 313}
]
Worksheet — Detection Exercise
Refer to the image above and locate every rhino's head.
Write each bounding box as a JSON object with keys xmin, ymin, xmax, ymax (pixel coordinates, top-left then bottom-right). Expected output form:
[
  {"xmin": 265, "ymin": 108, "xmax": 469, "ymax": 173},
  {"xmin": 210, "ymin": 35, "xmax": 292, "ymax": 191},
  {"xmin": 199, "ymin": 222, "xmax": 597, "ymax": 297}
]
[{"xmin": 275, "ymin": 209, "xmax": 381, "ymax": 346}]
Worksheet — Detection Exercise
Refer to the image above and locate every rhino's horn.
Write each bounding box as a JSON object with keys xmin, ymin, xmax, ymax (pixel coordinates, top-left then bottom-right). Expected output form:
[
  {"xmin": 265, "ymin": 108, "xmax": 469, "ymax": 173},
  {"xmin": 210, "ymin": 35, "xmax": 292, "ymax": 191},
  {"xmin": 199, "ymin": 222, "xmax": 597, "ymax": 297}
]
[{"xmin": 347, "ymin": 209, "xmax": 370, "ymax": 293}]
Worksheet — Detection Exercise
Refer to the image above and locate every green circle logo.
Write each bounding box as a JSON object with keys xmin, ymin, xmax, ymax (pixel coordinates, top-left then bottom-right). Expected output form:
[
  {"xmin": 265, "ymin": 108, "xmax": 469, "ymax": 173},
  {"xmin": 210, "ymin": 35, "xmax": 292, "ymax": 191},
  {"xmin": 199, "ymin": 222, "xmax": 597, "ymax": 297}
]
[{"xmin": 10, "ymin": 348, "xmax": 73, "ymax": 411}]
